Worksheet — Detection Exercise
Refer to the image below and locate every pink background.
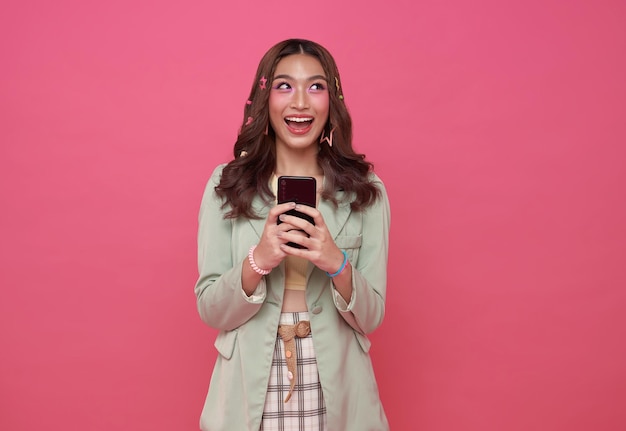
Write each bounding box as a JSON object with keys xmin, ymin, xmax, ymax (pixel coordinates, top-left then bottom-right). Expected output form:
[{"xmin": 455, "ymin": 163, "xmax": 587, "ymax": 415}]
[{"xmin": 1, "ymin": 0, "xmax": 625, "ymax": 430}]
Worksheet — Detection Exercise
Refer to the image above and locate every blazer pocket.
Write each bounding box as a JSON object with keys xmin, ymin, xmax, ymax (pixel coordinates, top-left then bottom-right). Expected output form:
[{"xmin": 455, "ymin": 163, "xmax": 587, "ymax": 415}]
[
  {"xmin": 214, "ymin": 330, "xmax": 238, "ymax": 360},
  {"xmin": 354, "ymin": 331, "xmax": 372, "ymax": 353},
  {"xmin": 335, "ymin": 235, "xmax": 362, "ymax": 264}
]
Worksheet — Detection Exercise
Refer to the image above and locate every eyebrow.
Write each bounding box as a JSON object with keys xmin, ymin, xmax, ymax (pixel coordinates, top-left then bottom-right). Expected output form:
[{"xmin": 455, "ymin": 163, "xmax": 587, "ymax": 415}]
[{"xmin": 272, "ymin": 74, "xmax": 328, "ymax": 82}]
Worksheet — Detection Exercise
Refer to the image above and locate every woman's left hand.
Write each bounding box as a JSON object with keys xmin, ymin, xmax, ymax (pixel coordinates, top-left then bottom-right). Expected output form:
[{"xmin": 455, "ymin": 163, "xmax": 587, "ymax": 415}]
[{"xmin": 278, "ymin": 204, "xmax": 345, "ymax": 275}]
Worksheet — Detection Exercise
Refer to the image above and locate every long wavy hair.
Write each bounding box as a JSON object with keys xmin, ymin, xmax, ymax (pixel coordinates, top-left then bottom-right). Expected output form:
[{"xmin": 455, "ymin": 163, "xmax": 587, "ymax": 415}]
[{"xmin": 216, "ymin": 39, "xmax": 380, "ymax": 219}]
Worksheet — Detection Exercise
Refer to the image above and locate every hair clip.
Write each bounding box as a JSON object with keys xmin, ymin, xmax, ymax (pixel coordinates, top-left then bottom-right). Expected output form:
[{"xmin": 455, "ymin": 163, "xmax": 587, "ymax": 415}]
[
  {"xmin": 246, "ymin": 100, "xmax": 252, "ymax": 105},
  {"xmin": 246, "ymin": 116, "xmax": 253, "ymax": 125},
  {"xmin": 335, "ymin": 77, "xmax": 344, "ymax": 100},
  {"xmin": 259, "ymin": 76, "xmax": 267, "ymax": 90}
]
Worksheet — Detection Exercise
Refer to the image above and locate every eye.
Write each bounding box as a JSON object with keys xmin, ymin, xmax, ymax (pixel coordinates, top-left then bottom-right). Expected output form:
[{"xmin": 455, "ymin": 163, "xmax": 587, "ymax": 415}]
[
  {"xmin": 309, "ymin": 82, "xmax": 326, "ymax": 92},
  {"xmin": 273, "ymin": 82, "xmax": 292, "ymax": 91}
]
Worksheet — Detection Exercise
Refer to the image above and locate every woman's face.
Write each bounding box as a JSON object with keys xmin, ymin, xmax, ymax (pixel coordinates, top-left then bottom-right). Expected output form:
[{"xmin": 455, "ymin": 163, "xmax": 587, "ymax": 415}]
[{"xmin": 268, "ymin": 54, "xmax": 330, "ymax": 153}]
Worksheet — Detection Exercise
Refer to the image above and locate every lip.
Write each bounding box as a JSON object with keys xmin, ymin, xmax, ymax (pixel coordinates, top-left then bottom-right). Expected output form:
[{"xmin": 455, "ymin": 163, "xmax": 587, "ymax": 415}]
[{"xmin": 284, "ymin": 115, "xmax": 314, "ymax": 135}]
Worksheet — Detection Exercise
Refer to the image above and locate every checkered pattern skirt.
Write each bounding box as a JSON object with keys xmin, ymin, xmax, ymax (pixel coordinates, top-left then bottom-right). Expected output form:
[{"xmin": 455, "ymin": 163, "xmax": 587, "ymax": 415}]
[{"xmin": 260, "ymin": 311, "xmax": 327, "ymax": 431}]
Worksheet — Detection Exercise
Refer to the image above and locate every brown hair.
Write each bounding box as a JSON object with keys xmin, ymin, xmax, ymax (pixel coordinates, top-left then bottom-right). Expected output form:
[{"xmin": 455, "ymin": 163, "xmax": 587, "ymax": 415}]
[{"xmin": 216, "ymin": 39, "xmax": 380, "ymax": 219}]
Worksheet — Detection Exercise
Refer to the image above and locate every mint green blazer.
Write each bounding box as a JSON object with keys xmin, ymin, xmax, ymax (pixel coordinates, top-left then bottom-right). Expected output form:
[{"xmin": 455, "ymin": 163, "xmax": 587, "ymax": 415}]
[{"xmin": 195, "ymin": 164, "xmax": 390, "ymax": 431}]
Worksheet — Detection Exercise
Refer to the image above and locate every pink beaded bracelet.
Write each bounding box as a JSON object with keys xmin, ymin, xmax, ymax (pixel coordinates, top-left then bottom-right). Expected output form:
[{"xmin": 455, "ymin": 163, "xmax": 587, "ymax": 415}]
[{"xmin": 248, "ymin": 245, "xmax": 271, "ymax": 275}]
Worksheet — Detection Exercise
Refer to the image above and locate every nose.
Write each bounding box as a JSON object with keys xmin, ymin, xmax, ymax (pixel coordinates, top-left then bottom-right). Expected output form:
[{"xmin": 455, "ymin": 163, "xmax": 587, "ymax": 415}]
[{"xmin": 291, "ymin": 88, "xmax": 309, "ymax": 110}]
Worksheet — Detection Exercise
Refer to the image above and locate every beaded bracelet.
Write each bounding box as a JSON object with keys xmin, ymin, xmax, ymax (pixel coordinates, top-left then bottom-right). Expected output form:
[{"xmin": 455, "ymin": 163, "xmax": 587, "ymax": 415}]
[
  {"xmin": 248, "ymin": 245, "xmax": 271, "ymax": 275},
  {"xmin": 326, "ymin": 250, "xmax": 349, "ymax": 278}
]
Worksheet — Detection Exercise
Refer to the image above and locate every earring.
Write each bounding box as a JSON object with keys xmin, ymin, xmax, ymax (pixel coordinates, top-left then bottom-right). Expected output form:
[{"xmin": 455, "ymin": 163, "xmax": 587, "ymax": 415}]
[{"xmin": 319, "ymin": 126, "xmax": 335, "ymax": 147}]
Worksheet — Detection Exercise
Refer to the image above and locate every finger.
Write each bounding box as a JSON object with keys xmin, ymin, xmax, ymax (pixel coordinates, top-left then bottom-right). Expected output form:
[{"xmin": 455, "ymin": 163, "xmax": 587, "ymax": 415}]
[
  {"xmin": 276, "ymin": 222, "xmax": 300, "ymax": 234},
  {"xmin": 268, "ymin": 202, "xmax": 296, "ymax": 224},
  {"xmin": 289, "ymin": 229, "xmax": 309, "ymax": 241},
  {"xmin": 294, "ymin": 204, "xmax": 326, "ymax": 228},
  {"xmin": 280, "ymin": 232, "xmax": 310, "ymax": 252},
  {"xmin": 278, "ymin": 213, "xmax": 313, "ymax": 234}
]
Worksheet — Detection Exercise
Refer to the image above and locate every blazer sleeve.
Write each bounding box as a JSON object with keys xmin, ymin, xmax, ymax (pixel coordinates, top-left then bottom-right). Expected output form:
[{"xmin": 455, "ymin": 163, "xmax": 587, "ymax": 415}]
[
  {"xmin": 332, "ymin": 174, "xmax": 391, "ymax": 335},
  {"xmin": 194, "ymin": 165, "xmax": 266, "ymax": 331}
]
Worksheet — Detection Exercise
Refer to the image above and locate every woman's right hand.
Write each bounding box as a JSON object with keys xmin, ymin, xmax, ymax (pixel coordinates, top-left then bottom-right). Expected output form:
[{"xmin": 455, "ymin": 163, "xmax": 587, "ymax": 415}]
[{"xmin": 252, "ymin": 202, "xmax": 299, "ymax": 271}]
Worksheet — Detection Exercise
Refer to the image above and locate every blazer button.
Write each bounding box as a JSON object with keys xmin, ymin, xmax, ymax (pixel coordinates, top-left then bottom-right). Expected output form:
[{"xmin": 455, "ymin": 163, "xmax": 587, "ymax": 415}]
[{"xmin": 311, "ymin": 305, "xmax": 323, "ymax": 314}]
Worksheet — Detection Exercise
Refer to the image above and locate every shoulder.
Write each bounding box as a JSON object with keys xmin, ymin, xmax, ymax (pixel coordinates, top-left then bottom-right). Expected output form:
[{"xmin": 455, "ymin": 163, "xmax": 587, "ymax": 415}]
[
  {"xmin": 367, "ymin": 171, "xmax": 385, "ymax": 186},
  {"xmin": 200, "ymin": 163, "xmax": 229, "ymax": 208},
  {"xmin": 367, "ymin": 171, "xmax": 388, "ymax": 197},
  {"xmin": 208, "ymin": 163, "xmax": 228, "ymax": 186}
]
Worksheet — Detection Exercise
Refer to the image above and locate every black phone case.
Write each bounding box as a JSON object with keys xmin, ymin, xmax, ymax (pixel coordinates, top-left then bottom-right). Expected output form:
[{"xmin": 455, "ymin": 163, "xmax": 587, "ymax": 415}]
[{"xmin": 277, "ymin": 176, "xmax": 316, "ymax": 248}]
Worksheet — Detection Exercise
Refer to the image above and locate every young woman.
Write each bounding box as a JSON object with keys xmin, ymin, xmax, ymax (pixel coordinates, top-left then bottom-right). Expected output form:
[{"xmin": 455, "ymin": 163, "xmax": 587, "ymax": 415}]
[{"xmin": 195, "ymin": 39, "xmax": 390, "ymax": 431}]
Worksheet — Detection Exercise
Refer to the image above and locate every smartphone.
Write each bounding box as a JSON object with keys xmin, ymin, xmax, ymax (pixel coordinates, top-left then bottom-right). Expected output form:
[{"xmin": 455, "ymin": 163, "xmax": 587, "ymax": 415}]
[{"xmin": 277, "ymin": 176, "xmax": 316, "ymax": 248}]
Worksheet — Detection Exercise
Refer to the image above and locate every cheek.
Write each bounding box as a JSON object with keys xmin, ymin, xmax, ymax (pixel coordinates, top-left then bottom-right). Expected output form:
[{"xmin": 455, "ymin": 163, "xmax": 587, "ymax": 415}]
[
  {"xmin": 269, "ymin": 93, "xmax": 292, "ymax": 112},
  {"xmin": 268, "ymin": 94, "xmax": 284, "ymax": 124},
  {"xmin": 311, "ymin": 94, "xmax": 330, "ymax": 116},
  {"xmin": 268, "ymin": 93, "xmax": 279, "ymax": 112},
  {"xmin": 318, "ymin": 101, "xmax": 330, "ymax": 122}
]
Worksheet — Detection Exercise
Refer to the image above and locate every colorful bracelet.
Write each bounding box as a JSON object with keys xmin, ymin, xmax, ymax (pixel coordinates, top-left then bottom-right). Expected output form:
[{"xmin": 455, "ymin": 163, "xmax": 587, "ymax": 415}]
[
  {"xmin": 326, "ymin": 250, "xmax": 349, "ymax": 278},
  {"xmin": 248, "ymin": 245, "xmax": 271, "ymax": 275}
]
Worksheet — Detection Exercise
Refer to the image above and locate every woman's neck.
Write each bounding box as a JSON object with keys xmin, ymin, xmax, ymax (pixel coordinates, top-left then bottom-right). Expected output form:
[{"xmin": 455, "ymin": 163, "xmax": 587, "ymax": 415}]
[{"xmin": 275, "ymin": 148, "xmax": 322, "ymax": 177}]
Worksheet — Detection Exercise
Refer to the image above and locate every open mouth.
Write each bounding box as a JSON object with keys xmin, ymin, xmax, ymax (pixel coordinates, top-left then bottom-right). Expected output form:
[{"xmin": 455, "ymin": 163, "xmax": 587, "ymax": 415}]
[{"xmin": 285, "ymin": 116, "xmax": 314, "ymax": 134}]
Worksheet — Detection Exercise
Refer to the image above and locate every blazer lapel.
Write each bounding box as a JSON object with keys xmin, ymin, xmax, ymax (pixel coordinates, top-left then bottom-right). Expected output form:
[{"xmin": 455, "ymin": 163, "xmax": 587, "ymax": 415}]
[
  {"xmin": 248, "ymin": 195, "xmax": 271, "ymax": 240},
  {"xmin": 318, "ymin": 192, "xmax": 352, "ymax": 240}
]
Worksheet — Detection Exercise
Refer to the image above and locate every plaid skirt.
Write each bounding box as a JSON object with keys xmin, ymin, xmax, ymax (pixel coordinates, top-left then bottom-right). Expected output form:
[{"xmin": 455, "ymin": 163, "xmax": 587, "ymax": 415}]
[{"xmin": 260, "ymin": 312, "xmax": 327, "ymax": 431}]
